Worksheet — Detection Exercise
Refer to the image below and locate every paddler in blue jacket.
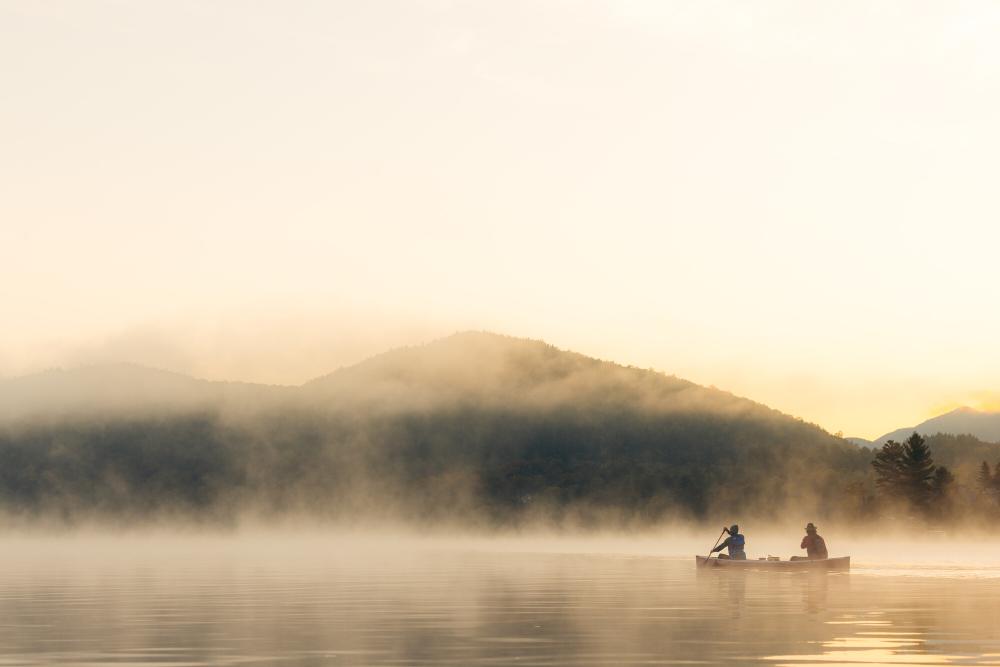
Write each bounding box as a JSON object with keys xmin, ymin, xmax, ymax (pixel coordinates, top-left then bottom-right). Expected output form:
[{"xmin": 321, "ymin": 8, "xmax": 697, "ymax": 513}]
[{"xmin": 711, "ymin": 524, "xmax": 746, "ymax": 560}]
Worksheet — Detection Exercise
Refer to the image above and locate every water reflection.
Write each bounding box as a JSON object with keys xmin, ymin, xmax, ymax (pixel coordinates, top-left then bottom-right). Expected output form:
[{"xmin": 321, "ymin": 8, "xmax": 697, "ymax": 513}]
[{"xmin": 0, "ymin": 543, "xmax": 998, "ymax": 666}]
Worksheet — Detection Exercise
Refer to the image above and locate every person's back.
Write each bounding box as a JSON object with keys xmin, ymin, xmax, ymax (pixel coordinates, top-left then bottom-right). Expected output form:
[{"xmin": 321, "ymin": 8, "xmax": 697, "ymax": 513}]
[
  {"xmin": 727, "ymin": 530, "xmax": 746, "ymax": 560},
  {"xmin": 712, "ymin": 524, "xmax": 747, "ymax": 560},
  {"xmin": 800, "ymin": 523, "xmax": 828, "ymax": 560}
]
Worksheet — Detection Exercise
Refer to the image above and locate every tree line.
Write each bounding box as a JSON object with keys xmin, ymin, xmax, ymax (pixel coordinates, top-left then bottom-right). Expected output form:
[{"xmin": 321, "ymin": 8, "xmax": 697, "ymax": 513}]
[
  {"xmin": 870, "ymin": 433, "xmax": 953, "ymax": 517},
  {"xmin": 2, "ymin": 412, "xmax": 999, "ymax": 528},
  {"xmin": 975, "ymin": 460, "xmax": 1000, "ymax": 504},
  {"xmin": 865, "ymin": 431, "xmax": 1000, "ymax": 524},
  {"xmin": 0, "ymin": 404, "xmax": 871, "ymax": 526}
]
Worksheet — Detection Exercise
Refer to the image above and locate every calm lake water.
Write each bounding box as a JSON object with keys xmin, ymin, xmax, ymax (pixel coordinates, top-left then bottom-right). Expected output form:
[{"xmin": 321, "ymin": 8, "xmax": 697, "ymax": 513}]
[{"xmin": 1, "ymin": 536, "xmax": 999, "ymax": 666}]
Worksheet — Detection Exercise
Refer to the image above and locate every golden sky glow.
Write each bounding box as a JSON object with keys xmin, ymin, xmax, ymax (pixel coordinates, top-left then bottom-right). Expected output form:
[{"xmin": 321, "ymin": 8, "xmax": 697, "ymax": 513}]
[{"xmin": 2, "ymin": 1, "xmax": 1000, "ymax": 438}]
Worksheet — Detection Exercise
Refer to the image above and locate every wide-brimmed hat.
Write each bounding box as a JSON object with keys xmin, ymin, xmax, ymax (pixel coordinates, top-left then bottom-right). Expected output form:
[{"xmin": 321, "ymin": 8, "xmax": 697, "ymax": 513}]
[{"xmin": 805, "ymin": 522, "xmax": 817, "ymax": 532}]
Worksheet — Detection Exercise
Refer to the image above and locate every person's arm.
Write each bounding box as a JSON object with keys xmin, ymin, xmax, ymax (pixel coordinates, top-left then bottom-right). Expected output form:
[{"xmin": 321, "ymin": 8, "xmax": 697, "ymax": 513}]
[
  {"xmin": 800, "ymin": 536, "xmax": 808, "ymax": 549},
  {"xmin": 712, "ymin": 537, "xmax": 731, "ymax": 553}
]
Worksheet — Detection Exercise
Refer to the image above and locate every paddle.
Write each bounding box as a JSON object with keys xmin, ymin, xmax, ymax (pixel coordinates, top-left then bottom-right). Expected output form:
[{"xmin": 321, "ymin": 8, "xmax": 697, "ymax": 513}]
[{"xmin": 702, "ymin": 527, "xmax": 726, "ymax": 564}]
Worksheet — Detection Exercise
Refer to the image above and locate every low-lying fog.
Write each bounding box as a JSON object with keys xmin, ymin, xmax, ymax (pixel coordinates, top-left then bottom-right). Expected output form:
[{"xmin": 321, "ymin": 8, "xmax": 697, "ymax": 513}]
[
  {"xmin": 3, "ymin": 530, "xmax": 1000, "ymax": 666},
  {"xmin": 4, "ymin": 528, "xmax": 997, "ymax": 571},
  {"xmin": 4, "ymin": 335, "xmax": 1000, "ymax": 665}
]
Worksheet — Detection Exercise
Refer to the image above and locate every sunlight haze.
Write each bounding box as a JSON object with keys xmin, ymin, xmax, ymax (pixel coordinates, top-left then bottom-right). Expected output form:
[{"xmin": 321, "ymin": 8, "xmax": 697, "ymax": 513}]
[{"xmin": 3, "ymin": 0, "xmax": 1000, "ymax": 438}]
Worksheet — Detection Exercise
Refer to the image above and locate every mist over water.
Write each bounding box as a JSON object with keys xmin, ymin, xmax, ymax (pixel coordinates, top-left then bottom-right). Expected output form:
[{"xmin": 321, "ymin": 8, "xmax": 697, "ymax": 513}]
[
  {"xmin": 6, "ymin": 0, "xmax": 1000, "ymax": 662},
  {"xmin": 2, "ymin": 334, "xmax": 999, "ymax": 664},
  {"xmin": 3, "ymin": 533, "xmax": 1000, "ymax": 666}
]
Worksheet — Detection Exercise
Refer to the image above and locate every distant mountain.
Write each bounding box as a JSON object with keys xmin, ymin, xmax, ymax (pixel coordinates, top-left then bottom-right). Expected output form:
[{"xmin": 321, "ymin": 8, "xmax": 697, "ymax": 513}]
[
  {"xmin": 873, "ymin": 408, "xmax": 1000, "ymax": 447},
  {"xmin": 0, "ymin": 333, "xmax": 839, "ymax": 427},
  {"xmin": 0, "ymin": 363, "xmax": 290, "ymax": 423},
  {"xmin": 844, "ymin": 437, "xmax": 872, "ymax": 448},
  {"xmin": 0, "ymin": 364, "xmax": 207, "ymax": 421},
  {"xmin": 303, "ymin": 332, "xmax": 790, "ymax": 419},
  {"xmin": 0, "ymin": 332, "xmax": 871, "ymax": 523}
]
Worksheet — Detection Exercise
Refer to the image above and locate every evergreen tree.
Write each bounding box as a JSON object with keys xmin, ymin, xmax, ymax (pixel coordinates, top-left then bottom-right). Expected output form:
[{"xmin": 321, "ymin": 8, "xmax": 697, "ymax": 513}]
[
  {"xmin": 978, "ymin": 461, "xmax": 994, "ymax": 494},
  {"xmin": 900, "ymin": 433, "xmax": 936, "ymax": 509},
  {"xmin": 871, "ymin": 434, "xmax": 944, "ymax": 514},
  {"xmin": 872, "ymin": 440, "xmax": 906, "ymax": 492},
  {"xmin": 931, "ymin": 466, "xmax": 954, "ymax": 499},
  {"xmin": 929, "ymin": 466, "xmax": 955, "ymax": 518}
]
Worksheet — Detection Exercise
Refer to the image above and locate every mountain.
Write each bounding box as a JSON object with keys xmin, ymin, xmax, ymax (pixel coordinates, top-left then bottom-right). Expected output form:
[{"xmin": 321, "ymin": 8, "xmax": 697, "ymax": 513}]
[
  {"xmin": 0, "ymin": 332, "xmax": 847, "ymax": 428},
  {"xmin": 0, "ymin": 332, "xmax": 871, "ymax": 524},
  {"xmin": 304, "ymin": 332, "xmax": 789, "ymax": 418},
  {"xmin": 0, "ymin": 363, "xmax": 290, "ymax": 423},
  {"xmin": 873, "ymin": 408, "xmax": 1000, "ymax": 447}
]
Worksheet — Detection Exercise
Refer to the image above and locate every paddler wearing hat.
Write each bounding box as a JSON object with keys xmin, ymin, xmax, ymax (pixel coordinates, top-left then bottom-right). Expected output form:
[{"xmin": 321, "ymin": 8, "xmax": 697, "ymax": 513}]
[{"xmin": 799, "ymin": 522, "xmax": 828, "ymax": 560}]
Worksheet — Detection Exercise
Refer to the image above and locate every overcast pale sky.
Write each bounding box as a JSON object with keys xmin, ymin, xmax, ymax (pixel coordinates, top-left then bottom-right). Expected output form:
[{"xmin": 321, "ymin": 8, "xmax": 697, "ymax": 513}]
[{"xmin": 2, "ymin": 0, "xmax": 999, "ymax": 438}]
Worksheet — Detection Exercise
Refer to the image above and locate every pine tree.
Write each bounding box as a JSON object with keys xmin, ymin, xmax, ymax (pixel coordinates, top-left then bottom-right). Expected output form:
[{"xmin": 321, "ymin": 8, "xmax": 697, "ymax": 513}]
[
  {"xmin": 929, "ymin": 466, "xmax": 955, "ymax": 518},
  {"xmin": 872, "ymin": 440, "xmax": 906, "ymax": 493},
  {"xmin": 900, "ymin": 433, "xmax": 936, "ymax": 509},
  {"xmin": 872, "ymin": 434, "xmax": 941, "ymax": 512},
  {"xmin": 978, "ymin": 461, "xmax": 994, "ymax": 494},
  {"xmin": 931, "ymin": 466, "xmax": 954, "ymax": 499}
]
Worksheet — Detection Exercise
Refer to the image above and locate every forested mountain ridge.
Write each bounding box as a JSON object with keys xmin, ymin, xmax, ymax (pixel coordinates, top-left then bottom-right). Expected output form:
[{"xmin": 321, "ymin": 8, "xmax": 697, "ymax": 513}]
[
  {"xmin": 1, "ymin": 332, "xmax": 828, "ymax": 425},
  {"xmin": 0, "ymin": 363, "xmax": 291, "ymax": 423},
  {"xmin": 0, "ymin": 332, "xmax": 883, "ymax": 525},
  {"xmin": 873, "ymin": 407, "xmax": 1000, "ymax": 447},
  {"xmin": 304, "ymin": 332, "xmax": 810, "ymax": 420}
]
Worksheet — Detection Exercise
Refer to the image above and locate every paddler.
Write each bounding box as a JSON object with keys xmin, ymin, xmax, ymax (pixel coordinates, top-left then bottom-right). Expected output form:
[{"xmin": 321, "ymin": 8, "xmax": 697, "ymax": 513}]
[
  {"xmin": 711, "ymin": 524, "xmax": 746, "ymax": 560},
  {"xmin": 799, "ymin": 522, "xmax": 828, "ymax": 560}
]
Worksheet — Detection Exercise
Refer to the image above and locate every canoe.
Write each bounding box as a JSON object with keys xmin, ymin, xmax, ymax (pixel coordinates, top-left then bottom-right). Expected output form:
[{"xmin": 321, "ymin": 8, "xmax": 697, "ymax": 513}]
[{"xmin": 695, "ymin": 555, "xmax": 850, "ymax": 571}]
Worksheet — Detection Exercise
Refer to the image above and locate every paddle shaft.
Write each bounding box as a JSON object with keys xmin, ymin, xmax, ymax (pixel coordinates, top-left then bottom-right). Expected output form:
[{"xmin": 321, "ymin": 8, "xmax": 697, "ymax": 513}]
[{"xmin": 704, "ymin": 528, "xmax": 726, "ymax": 561}]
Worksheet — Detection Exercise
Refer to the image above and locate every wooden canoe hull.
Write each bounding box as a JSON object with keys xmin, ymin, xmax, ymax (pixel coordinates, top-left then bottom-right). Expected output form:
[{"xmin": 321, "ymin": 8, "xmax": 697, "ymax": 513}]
[{"xmin": 695, "ymin": 555, "xmax": 850, "ymax": 571}]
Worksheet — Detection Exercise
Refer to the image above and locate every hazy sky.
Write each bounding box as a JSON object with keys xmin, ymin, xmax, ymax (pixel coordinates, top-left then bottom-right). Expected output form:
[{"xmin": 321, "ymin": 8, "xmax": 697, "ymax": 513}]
[{"xmin": 3, "ymin": 0, "xmax": 1000, "ymax": 438}]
